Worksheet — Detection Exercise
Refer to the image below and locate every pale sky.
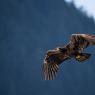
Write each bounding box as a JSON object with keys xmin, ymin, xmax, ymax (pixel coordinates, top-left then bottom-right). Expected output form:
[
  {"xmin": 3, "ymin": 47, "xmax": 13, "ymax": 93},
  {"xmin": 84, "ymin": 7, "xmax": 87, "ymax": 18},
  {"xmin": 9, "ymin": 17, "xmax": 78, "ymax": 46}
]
[{"xmin": 65, "ymin": 0, "xmax": 95, "ymax": 19}]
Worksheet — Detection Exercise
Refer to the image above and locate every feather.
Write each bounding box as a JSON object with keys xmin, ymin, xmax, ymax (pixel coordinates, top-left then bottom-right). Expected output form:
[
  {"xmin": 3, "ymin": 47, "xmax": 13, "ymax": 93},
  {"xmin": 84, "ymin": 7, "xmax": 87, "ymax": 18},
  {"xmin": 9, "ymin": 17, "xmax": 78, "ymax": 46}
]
[{"xmin": 43, "ymin": 61, "xmax": 59, "ymax": 80}]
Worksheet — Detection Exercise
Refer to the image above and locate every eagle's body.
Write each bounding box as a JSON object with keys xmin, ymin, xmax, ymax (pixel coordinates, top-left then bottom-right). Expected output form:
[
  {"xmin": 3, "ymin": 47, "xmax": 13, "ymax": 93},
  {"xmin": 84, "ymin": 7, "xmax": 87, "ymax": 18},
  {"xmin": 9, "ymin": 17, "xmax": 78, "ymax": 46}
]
[{"xmin": 43, "ymin": 34, "xmax": 95, "ymax": 80}]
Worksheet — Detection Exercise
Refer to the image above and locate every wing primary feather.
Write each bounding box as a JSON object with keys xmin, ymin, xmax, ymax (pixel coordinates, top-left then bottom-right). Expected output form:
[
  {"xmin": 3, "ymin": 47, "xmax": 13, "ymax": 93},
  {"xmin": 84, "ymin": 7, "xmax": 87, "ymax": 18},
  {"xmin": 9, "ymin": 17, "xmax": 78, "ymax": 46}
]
[
  {"xmin": 50, "ymin": 64, "xmax": 55, "ymax": 80},
  {"xmin": 43, "ymin": 63, "xmax": 47, "ymax": 80},
  {"xmin": 49, "ymin": 65, "xmax": 52, "ymax": 80},
  {"xmin": 43, "ymin": 62, "xmax": 59, "ymax": 80},
  {"xmin": 52, "ymin": 64, "xmax": 57, "ymax": 72},
  {"xmin": 50, "ymin": 64, "xmax": 57, "ymax": 80},
  {"xmin": 50, "ymin": 65, "xmax": 54, "ymax": 80},
  {"xmin": 51, "ymin": 65, "xmax": 56, "ymax": 79},
  {"xmin": 48, "ymin": 64, "xmax": 51, "ymax": 80}
]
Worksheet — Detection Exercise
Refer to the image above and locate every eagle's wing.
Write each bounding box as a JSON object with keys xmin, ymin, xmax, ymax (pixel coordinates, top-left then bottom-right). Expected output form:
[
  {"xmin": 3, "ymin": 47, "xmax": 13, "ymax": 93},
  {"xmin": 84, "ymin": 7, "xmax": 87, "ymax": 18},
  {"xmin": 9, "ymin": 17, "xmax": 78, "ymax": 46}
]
[
  {"xmin": 43, "ymin": 48, "xmax": 70, "ymax": 80},
  {"xmin": 70, "ymin": 34, "xmax": 95, "ymax": 51}
]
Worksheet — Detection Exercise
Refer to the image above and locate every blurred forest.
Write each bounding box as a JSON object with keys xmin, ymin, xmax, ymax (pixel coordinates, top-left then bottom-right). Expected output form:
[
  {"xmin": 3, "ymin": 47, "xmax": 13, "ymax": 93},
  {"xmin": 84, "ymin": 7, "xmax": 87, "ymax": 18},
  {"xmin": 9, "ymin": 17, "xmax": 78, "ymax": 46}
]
[{"xmin": 0, "ymin": 0, "xmax": 95, "ymax": 95}]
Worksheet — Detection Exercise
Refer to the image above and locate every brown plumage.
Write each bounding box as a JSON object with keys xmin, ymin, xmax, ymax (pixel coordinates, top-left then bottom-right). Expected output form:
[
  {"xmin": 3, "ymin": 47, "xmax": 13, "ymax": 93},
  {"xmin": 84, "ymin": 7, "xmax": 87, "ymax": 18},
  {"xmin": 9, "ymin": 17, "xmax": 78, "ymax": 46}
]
[{"xmin": 43, "ymin": 34, "xmax": 95, "ymax": 80}]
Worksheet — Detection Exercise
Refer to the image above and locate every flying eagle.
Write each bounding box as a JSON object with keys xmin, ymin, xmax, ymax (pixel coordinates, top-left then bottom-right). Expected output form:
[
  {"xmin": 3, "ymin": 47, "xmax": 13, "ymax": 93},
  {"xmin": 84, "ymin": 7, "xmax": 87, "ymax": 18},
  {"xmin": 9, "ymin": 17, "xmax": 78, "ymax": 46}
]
[{"xmin": 43, "ymin": 34, "xmax": 95, "ymax": 80}]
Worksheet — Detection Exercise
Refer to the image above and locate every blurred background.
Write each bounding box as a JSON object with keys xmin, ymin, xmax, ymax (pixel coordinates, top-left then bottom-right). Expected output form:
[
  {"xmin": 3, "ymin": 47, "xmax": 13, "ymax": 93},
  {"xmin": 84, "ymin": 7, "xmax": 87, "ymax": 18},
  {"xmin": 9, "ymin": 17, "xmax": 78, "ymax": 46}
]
[{"xmin": 0, "ymin": 0, "xmax": 95, "ymax": 95}]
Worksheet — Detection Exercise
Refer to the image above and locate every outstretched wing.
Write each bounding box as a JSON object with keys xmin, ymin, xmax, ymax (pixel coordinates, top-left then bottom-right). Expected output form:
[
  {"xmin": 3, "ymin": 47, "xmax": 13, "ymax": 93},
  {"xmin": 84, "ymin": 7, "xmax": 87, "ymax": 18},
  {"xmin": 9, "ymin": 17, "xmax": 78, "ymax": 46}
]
[
  {"xmin": 43, "ymin": 48, "xmax": 70, "ymax": 80},
  {"xmin": 70, "ymin": 34, "xmax": 95, "ymax": 51}
]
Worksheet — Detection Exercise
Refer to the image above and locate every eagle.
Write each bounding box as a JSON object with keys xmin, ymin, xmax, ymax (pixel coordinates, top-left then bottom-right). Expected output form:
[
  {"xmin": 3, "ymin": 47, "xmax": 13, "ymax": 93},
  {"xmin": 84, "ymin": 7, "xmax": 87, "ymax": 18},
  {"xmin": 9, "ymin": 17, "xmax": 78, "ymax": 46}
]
[{"xmin": 43, "ymin": 34, "xmax": 95, "ymax": 80}]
